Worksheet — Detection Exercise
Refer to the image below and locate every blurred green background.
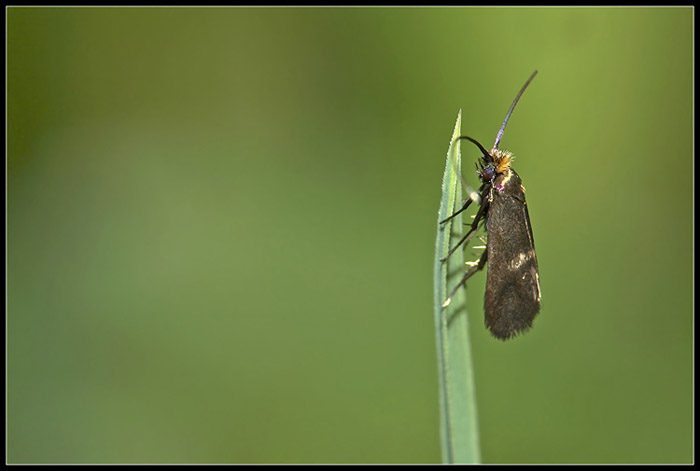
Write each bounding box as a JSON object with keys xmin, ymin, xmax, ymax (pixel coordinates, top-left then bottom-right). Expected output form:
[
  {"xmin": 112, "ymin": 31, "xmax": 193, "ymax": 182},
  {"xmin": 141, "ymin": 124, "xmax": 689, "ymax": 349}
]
[{"xmin": 7, "ymin": 7, "xmax": 692, "ymax": 464}]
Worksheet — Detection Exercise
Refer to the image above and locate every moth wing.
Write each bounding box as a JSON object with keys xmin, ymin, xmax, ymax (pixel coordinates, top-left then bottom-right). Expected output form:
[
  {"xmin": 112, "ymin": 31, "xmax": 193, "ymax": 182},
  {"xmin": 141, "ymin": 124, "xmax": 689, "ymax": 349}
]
[{"xmin": 484, "ymin": 173, "xmax": 541, "ymax": 340}]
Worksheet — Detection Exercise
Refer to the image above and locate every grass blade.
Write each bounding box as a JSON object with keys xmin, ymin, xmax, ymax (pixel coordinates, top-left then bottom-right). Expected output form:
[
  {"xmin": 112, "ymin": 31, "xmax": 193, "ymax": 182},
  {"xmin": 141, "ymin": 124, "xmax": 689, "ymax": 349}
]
[{"xmin": 433, "ymin": 110, "xmax": 481, "ymax": 464}]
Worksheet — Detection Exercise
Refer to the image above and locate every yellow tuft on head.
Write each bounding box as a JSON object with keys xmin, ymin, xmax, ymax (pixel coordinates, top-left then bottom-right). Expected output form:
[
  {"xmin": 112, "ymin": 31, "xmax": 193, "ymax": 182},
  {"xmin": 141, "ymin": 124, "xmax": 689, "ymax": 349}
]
[{"xmin": 491, "ymin": 149, "xmax": 514, "ymax": 174}]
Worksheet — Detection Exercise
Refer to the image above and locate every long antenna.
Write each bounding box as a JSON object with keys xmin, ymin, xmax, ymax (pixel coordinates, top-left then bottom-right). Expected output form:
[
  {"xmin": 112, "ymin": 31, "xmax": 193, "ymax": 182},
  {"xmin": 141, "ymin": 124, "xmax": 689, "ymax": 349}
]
[
  {"xmin": 492, "ymin": 70, "xmax": 538, "ymax": 151},
  {"xmin": 455, "ymin": 135, "xmax": 491, "ymax": 162}
]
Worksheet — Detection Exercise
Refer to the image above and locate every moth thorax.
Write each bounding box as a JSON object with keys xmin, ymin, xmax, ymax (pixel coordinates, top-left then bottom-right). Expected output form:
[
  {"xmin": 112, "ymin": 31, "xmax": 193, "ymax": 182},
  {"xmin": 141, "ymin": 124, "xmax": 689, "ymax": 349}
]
[{"xmin": 490, "ymin": 148, "xmax": 513, "ymax": 175}]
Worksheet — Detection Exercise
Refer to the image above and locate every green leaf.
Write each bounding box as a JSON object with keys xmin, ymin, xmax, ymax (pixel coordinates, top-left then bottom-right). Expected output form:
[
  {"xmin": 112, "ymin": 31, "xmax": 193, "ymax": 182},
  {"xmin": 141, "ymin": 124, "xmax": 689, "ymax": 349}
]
[{"xmin": 433, "ymin": 110, "xmax": 481, "ymax": 464}]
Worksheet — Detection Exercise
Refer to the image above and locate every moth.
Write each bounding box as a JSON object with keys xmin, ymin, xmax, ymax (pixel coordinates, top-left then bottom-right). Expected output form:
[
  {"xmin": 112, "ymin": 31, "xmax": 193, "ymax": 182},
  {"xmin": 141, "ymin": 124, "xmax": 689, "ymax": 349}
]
[{"xmin": 441, "ymin": 70, "xmax": 541, "ymax": 340}]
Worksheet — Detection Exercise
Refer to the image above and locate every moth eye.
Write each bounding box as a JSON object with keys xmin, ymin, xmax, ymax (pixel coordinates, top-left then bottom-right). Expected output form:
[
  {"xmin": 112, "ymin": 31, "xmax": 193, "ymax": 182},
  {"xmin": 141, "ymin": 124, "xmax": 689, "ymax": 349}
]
[{"xmin": 481, "ymin": 167, "xmax": 495, "ymax": 181}]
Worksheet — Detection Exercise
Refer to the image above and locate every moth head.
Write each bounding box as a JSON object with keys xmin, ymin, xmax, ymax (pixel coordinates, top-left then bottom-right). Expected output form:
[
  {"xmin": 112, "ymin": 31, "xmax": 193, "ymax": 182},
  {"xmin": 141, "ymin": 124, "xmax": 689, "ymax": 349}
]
[{"xmin": 476, "ymin": 157, "xmax": 497, "ymax": 184}]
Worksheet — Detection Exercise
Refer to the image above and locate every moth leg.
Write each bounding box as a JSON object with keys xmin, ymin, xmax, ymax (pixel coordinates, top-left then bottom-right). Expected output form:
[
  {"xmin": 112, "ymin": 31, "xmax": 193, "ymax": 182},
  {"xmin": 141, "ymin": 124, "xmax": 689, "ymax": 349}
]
[
  {"xmin": 440, "ymin": 198, "xmax": 473, "ymax": 225},
  {"xmin": 440, "ymin": 198, "xmax": 489, "ymax": 262},
  {"xmin": 442, "ymin": 249, "xmax": 488, "ymax": 308},
  {"xmin": 439, "ymin": 186, "xmax": 482, "ymax": 225}
]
